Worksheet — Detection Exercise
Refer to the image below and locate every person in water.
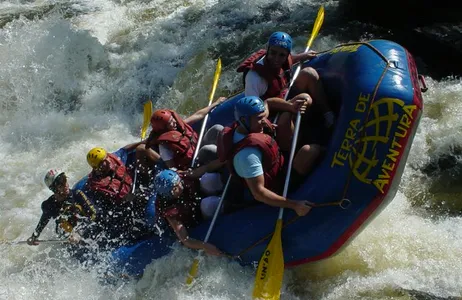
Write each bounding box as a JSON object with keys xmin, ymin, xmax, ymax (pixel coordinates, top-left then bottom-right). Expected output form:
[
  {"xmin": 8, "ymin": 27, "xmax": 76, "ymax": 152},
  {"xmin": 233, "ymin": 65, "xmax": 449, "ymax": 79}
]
[
  {"xmin": 138, "ymin": 97, "xmax": 226, "ymax": 171},
  {"xmin": 238, "ymin": 31, "xmax": 335, "ymax": 151},
  {"xmin": 153, "ymin": 169, "xmax": 223, "ymax": 256},
  {"xmin": 27, "ymin": 169, "xmax": 97, "ymax": 245}
]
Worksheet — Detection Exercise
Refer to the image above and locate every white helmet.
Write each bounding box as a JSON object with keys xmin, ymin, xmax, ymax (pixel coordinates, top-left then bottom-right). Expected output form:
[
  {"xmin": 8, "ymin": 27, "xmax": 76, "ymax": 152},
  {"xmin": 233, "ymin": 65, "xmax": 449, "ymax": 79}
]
[{"xmin": 44, "ymin": 169, "xmax": 64, "ymax": 190}]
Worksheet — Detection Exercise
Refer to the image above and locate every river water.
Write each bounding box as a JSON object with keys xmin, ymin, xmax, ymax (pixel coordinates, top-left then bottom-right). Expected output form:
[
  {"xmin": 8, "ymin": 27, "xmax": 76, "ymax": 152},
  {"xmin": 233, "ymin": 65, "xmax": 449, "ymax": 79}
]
[{"xmin": 1, "ymin": 0, "xmax": 461, "ymax": 299}]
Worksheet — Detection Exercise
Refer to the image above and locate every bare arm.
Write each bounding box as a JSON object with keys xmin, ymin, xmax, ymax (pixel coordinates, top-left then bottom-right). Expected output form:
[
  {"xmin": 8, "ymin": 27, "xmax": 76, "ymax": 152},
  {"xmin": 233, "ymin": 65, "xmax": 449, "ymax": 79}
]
[
  {"xmin": 184, "ymin": 97, "xmax": 226, "ymax": 125},
  {"xmin": 245, "ymin": 175, "xmax": 313, "ymax": 216},
  {"xmin": 266, "ymin": 94, "xmax": 310, "ymax": 114},
  {"xmin": 245, "ymin": 175, "xmax": 296, "ymax": 208},
  {"xmin": 166, "ymin": 216, "xmax": 222, "ymax": 256},
  {"xmin": 183, "ymin": 159, "xmax": 225, "ymax": 179},
  {"xmin": 123, "ymin": 140, "xmax": 145, "ymax": 151},
  {"xmin": 144, "ymin": 147, "xmax": 161, "ymax": 163},
  {"xmin": 291, "ymin": 50, "xmax": 317, "ymax": 64},
  {"xmin": 266, "ymin": 97, "xmax": 296, "ymax": 113}
]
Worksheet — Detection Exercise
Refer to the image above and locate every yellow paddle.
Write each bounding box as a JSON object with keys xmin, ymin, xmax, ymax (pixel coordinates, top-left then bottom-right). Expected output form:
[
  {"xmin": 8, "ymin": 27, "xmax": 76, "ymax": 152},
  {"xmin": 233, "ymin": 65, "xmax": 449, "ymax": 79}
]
[
  {"xmin": 252, "ymin": 6, "xmax": 325, "ymax": 300},
  {"xmin": 190, "ymin": 58, "xmax": 222, "ymax": 165},
  {"xmin": 185, "ymin": 176, "xmax": 231, "ymax": 285},
  {"xmin": 185, "ymin": 58, "xmax": 223, "ymax": 285},
  {"xmin": 141, "ymin": 101, "xmax": 153, "ymax": 140}
]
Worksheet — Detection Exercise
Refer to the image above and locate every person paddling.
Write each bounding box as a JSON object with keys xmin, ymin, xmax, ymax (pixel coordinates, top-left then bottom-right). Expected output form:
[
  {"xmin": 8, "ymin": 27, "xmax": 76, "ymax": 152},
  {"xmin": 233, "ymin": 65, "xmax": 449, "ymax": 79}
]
[
  {"xmin": 238, "ymin": 31, "xmax": 335, "ymax": 151},
  {"xmin": 140, "ymin": 97, "xmax": 226, "ymax": 170},
  {"xmin": 85, "ymin": 143, "xmax": 156, "ymax": 243},
  {"xmin": 217, "ymin": 96, "xmax": 319, "ymax": 214},
  {"xmin": 153, "ymin": 169, "xmax": 223, "ymax": 256},
  {"xmin": 27, "ymin": 170, "xmax": 97, "ymax": 245}
]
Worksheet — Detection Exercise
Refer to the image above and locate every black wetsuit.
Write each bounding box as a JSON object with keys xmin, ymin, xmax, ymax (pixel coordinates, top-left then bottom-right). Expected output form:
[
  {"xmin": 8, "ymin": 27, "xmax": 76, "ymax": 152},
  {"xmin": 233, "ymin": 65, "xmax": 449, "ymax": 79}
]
[{"xmin": 32, "ymin": 190, "xmax": 97, "ymax": 238}]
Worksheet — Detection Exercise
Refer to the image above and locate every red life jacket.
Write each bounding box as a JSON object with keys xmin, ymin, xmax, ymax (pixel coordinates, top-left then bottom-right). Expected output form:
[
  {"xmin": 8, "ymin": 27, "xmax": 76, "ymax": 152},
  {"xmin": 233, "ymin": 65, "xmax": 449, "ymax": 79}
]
[
  {"xmin": 217, "ymin": 122, "xmax": 285, "ymax": 193},
  {"xmin": 156, "ymin": 176, "xmax": 201, "ymax": 228},
  {"xmin": 236, "ymin": 49, "xmax": 293, "ymax": 100},
  {"xmin": 87, "ymin": 153, "xmax": 133, "ymax": 205},
  {"xmin": 154, "ymin": 111, "xmax": 198, "ymax": 170}
]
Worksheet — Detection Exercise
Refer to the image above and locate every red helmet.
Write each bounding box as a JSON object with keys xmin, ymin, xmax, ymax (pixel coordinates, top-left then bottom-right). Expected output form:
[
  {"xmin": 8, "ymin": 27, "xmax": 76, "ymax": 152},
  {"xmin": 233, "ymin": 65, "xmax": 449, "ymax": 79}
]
[{"xmin": 150, "ymin": 109, "xmax": 172, "ymax": 132}]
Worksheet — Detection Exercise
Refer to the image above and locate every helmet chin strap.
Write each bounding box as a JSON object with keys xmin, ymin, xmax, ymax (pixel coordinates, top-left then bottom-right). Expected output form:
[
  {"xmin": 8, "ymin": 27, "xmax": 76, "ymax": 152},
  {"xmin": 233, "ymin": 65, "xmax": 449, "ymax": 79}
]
[{"xmin": 238, "ymin": 117, "xmax": 250, "ymax": 133}]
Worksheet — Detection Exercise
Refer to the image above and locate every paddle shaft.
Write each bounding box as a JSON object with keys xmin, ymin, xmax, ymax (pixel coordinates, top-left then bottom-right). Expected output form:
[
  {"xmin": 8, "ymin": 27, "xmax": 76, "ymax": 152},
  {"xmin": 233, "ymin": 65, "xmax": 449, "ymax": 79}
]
[
  {"xmin": 274, "ymin": 40, "xmax": 315, "ymax": 218},
  {"xmin": 185, "ymin": 176, "xmax": 231, "ymax": 285},
  {"xmin": 203, "ymin": 176, "xmax": 231, "ymax": 242},
  {"xmin": 190, "ymin": 59, "xmax": 222, "ymax": 167},
  {"xmin": 185, "ymin": 59, "xmax": 224, "ymax": 285},
  {"xmin": 278, "ymin": 111, "xmax": 301, "ymax": 220},
  {"xmin": 191, "ymin": 113, "xmax": 211, "ymax": 168},
  {"xmin": 272, "ymin": 55, "xmax": 306, "ymax": 125},
  {"xmin": 273, "ymin": 7, "xmax": 324, "ymax": 124},
  {"xmin": 253, "ymin": 7, "xmax": 325, "ymax": 299},
  {"xmin": 131, "ymin": 170, "xmax": 138, "ymax": 194},
  {"xmin": 3, "ymin": 239, "xmax": 67, "ymax": 245},
  {"xmin": 274, "ymin": 7, "xmax": 324, "ymax": 215}
]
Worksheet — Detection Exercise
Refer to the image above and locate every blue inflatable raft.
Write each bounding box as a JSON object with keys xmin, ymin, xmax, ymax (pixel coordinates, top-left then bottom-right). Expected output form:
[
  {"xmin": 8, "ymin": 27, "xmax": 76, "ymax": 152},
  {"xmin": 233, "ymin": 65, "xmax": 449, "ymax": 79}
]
[{"xmin": 111, "ymin": 39, "xmax": 425, "ymax": 277}]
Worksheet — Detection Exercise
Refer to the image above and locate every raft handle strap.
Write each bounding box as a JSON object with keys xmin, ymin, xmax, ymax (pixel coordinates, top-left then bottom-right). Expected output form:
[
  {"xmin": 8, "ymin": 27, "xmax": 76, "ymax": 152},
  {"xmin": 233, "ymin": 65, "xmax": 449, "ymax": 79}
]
[
  {"xmin": 311, "ymin": 198, "xmax": 351, "ymax": 209},
  {"xmin": 232, "ymin": 199, "xmax": 351, "ymax": 258},
  {"xmin": 418, "ymin": 74, "xmax": 428, "ymax": 93}
]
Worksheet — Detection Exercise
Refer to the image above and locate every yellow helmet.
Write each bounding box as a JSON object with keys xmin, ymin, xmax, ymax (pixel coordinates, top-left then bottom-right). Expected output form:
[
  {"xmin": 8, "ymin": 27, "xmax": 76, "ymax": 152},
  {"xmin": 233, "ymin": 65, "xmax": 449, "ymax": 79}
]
[{"xmin": 86, "ymin": 147, "xmax": 107, "ymax": 169}]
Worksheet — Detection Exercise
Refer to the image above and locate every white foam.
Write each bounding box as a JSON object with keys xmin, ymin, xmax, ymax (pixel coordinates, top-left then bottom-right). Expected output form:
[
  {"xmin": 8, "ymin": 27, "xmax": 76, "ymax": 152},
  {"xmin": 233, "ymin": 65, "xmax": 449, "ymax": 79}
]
[{"xmin": 1, "ymin": 0, "xmax": 462, "ymax": 299}]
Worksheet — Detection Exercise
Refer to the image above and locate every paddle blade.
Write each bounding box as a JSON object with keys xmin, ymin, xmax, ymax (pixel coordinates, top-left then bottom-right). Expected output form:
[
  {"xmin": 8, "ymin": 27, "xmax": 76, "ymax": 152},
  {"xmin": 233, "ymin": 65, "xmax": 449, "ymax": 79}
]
[
  {"xmin": 185, "ymin": 257, "xmax": 200, "ymax": 285},
  {"xmin": 208, "ymin": 58, "xmax": 222, "ymax": 102},
  {"xmin": 306, "ymin": 6, "xmax": 325, "ymax": 49},
  {"xmin": 252, "ymin": 219, "xmax": 284, "ymax": 300},
  {"xmin": 141, "ymin": 100, "xmax": 153, "ymax": 139}
]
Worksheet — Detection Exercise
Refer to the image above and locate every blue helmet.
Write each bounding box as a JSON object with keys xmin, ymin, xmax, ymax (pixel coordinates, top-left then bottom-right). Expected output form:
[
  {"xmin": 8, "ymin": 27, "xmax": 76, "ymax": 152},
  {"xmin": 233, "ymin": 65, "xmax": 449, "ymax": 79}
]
[
  {"xmin": 268, "ymin": 31, "xmax": 292, "ymax": 52},
  {"xmin": 154, "ymin": 169, "xmax": 181, "ymax": 197},
  {"xmin": 234, "ymin": 96, "xmax": 266, "ymax": 131}
]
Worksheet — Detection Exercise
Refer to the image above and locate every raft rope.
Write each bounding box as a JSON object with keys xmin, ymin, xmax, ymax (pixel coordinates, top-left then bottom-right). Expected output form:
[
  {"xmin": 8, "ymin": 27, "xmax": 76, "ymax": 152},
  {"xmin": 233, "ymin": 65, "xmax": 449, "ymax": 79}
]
[
  {"xmin": 231, "ymin": 199, "xmax": 351, "ymax": 259},
  {"xmin": 335, "ymin": 42, "xmax": 391, "ymax": 201},
  {"xmin": 232, "ymin": 41, "xmax": 392, "ymax": 260}
]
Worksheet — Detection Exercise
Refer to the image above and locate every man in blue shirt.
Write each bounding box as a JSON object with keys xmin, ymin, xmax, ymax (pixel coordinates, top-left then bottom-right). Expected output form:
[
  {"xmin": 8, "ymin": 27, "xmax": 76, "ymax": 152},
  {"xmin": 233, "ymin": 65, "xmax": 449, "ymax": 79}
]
[{"xmin": 216, "ymin": 96, "xmax": 321, "ymax": 215}]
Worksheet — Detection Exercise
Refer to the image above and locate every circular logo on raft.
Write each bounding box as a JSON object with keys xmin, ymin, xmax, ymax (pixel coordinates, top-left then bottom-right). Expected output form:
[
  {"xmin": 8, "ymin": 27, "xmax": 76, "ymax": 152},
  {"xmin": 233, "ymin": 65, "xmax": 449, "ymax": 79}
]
[{"xmin": 330, "ymin": 95, "xmax": 419, "ymax": 194}]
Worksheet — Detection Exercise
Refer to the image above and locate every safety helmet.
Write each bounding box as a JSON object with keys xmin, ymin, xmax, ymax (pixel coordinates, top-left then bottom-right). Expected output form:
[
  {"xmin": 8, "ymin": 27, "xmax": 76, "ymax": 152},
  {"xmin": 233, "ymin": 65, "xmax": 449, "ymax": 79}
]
[
  {"xmin": 154, "ymin": 169, "xmax": 181, "ymax": 197},
  {"xmin": 234, "ymin": 96, "xmax": 266, "ymax": 131},
  {"xmin": 268, "ymin": 31, "xmax": 292, "ymax": 52},
  {"xmin": 86, "ymin": 147, "xmax": 107, "ymax": 169},
  {"xmin": 151, "ymin": 109, "xmax": 172, "ymax": 132},
  {"xmin": 44, "ymin": 169, "xmax": 65, "ymax": 190}
]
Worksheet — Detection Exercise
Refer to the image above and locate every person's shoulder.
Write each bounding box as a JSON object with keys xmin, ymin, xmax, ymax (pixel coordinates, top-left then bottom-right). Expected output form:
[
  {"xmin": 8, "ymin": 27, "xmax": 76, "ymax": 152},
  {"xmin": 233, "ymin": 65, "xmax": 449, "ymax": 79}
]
[
  {"xmin": 233, "ymin": 146, "xmax": 264, "ymax": 178},
  {"xmin": 41, "ymin": 195, "xmax": 56, "ymax": 210},
  {"xmin": 232, "ymin": 130, "xmax": 245, "ymax": 142},
  {"xmin": 246, "ymin": 69, "xmax": 263, "ymax": 80},
  {"xmin": 234, "ymin": 146, "xmax": 262, "ymax": 162},
  {"xmin": 245, "ymin": 69, "xmax": 267, "ymax": 97},
  {"xmin": 112, "ymin": 148, "xmax": 128, "ymax": 160}
]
